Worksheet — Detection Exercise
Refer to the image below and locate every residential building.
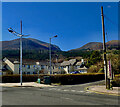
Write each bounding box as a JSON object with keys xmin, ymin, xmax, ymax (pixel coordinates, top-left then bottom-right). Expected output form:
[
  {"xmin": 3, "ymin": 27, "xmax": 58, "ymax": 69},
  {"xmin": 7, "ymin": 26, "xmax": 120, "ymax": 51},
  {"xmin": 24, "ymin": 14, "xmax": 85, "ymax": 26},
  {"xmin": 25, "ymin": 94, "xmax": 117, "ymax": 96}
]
[
  {"xmin": 2, "ymin": 57, "xmax": 62, "ymax": 75},
  {"xmin": 61, "ymin": 59, "xmax": 87, "ymax": 74}
]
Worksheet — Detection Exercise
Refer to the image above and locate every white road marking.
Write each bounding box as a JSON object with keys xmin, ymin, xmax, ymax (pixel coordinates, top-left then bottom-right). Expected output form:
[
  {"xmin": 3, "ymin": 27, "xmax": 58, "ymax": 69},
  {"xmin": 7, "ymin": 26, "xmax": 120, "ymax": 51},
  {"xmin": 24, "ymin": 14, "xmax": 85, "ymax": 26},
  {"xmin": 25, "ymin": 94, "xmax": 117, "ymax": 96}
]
[
  {"xmin": 48, "ymin": 88, "xmax": 91, "ymax": 94},
  {"xmin": 76, "ymin": 91, "xmax": 84, "ymax": 93},
  {"xmin": 71, "ymin": 90, "xmax": 76, "ymax": 92},
  {"xmin": 57, "ymin": 89, "xmax": 61, "ymax": 91},
  {"xmin": 63, "ymin": 90, "xmax": 69, "ymax": 91},
  {"xmin": 61, "ymin": 97, "xmax": 73, "ymax": 100}
]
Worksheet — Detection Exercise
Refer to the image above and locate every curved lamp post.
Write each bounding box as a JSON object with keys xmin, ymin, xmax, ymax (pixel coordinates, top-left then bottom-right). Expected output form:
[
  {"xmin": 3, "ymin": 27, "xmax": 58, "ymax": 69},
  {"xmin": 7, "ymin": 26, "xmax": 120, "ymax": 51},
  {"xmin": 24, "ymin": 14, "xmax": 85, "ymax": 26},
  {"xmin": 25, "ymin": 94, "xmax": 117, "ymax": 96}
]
[
  {"xmin": 49, "ymin": 35, "xmax": 57, "ymax": 74},
  {"xmin": 8, "ymin": 21, "xmax": 29, "ymax": 86}
]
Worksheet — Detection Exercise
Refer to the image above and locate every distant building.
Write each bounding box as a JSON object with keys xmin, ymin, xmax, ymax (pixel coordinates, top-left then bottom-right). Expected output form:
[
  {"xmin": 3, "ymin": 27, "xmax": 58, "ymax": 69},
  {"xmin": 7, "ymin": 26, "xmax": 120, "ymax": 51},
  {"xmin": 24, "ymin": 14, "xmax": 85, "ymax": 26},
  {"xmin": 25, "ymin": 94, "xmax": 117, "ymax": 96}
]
[
  {"xmin": 1, "ymin": 57, "xmax": 88, "ymax": 75},
  {"xmin": 2, "ymin": 57, "xmax": 62, "ymax": 75},
  {"xmin": 60, "ymin": 59, "xmax": 87, "ymax": 74}
]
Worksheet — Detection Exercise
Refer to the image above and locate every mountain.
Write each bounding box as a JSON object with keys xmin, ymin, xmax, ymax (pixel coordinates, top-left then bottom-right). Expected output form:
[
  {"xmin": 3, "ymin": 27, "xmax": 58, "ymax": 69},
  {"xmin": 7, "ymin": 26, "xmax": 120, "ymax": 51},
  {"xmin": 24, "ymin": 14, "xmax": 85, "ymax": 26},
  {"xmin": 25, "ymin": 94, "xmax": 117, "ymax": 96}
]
[
  {"xmin": 70, "ymin": 40, "xmax": 119, "ymax": 51},
  {"xmin": 1, "ymin": 38, "xmax": 61, "ymax": 51},
  {"xmin": 1, "ymin": 38, "xmax": 119, "ymax": 53}
]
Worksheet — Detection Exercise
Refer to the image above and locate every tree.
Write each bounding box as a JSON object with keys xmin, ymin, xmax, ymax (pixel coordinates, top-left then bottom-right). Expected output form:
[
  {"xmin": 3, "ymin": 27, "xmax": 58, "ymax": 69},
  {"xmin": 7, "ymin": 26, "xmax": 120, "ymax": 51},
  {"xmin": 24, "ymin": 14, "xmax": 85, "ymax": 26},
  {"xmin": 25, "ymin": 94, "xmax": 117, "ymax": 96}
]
[{"xmin": 86, "ymin": 50, "xmax": 102, "ymax": 67}]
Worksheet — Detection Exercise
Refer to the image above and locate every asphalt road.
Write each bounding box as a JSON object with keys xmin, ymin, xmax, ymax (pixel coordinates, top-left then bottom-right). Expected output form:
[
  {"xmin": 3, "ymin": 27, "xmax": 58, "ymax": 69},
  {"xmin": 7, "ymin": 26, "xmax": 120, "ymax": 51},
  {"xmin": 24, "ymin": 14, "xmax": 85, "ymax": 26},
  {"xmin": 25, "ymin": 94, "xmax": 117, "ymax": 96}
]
[{"xmin": 1, "ymin": 80, "xmax": 120, "ymax": 106}]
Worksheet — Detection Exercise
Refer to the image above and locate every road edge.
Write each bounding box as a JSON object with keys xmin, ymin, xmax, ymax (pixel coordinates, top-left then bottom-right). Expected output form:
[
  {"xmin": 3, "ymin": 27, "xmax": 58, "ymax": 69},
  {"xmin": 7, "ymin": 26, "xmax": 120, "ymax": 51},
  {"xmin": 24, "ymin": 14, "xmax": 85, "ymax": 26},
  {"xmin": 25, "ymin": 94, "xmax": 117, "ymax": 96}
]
[{"xmin": 85, "ymin": 86, "xmax": 120, "ymax": 96}]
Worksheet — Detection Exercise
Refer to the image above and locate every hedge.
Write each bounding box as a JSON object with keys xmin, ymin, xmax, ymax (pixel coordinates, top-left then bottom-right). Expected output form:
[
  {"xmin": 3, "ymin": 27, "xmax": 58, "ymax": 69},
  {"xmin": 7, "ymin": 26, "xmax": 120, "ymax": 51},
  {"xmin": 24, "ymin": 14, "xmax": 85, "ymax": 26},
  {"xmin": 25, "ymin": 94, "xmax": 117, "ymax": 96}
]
[
  {"xmin": 50, "ymin": 73, "xmax": 104, "ymax": 85},
  {"xmin": 111, "ymin": 74, "xmax": 120, "ymax": 87},
  {"xmin": 2, "ymin": 73, "xmax": 105, "ymax": 85},
  {"xmin": 2, "ymin": 74, "xmax": 47, "ymax": 83},
  {"xmin": 111, "ymin": 79, "xmax": 120, "ymax": 87}
]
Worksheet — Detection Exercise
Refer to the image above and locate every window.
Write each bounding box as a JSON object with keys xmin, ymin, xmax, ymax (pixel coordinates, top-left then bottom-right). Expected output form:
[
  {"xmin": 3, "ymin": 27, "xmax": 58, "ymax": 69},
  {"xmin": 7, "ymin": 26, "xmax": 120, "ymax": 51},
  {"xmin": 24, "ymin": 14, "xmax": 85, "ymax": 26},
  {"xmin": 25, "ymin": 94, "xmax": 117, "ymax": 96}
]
[
  {"xmin": 22, "ymin": 72, "xmax": 26, "ymax": 74},
  {"xmin": 27, "ymin": 65, "xmax": 30, "ymax": 69},
  {"xmin": 41, "ymin": 65, "xmax": 44, "ymax": 69},
  {"xmin": 27, "ymin": 72, "xmax": 30, "ymax": 74},
  {"xmin": 33, "ymin": 72, "xmax": 37, "ymax": 74},
  {"xmin": 53, "ymin": 66, "xmax": 54, "ymax": 69},
  {"xmin": 23, "ymin": 65, "xmax": 25, "ymax": 67}
]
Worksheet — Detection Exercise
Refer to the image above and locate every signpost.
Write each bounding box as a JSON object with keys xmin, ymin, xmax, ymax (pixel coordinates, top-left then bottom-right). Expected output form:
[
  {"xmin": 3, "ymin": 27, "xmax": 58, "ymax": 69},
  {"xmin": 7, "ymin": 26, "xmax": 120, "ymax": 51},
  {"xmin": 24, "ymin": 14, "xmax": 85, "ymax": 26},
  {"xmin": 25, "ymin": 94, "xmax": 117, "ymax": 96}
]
[{"xmin": 108, "ymin": 60, "xmax": 113, "ymax": 80}]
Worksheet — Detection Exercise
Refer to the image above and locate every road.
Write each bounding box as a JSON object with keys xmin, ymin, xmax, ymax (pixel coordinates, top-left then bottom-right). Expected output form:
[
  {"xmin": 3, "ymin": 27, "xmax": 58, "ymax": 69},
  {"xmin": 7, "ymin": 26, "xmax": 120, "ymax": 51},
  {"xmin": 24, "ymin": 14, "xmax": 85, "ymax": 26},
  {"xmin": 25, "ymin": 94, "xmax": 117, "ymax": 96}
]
[{"xmin": 1, "ymin": 80, "xmax": 119, "ymax": 106}]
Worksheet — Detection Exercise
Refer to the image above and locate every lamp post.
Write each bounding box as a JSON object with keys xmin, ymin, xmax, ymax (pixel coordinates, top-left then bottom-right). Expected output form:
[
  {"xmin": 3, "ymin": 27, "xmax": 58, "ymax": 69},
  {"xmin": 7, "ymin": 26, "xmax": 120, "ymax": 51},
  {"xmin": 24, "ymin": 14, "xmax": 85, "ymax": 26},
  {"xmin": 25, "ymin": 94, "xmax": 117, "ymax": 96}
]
[
  {"xmin": 49, "ymin": 35, "xmax": 57, "ymax": 74},
  {"xmin": 36, "ymin": 62, "xmax": 40, "ymax": 80},
  {"xmin": 8, "ymin": 20, "xmax": 29, "ymax": 86}
]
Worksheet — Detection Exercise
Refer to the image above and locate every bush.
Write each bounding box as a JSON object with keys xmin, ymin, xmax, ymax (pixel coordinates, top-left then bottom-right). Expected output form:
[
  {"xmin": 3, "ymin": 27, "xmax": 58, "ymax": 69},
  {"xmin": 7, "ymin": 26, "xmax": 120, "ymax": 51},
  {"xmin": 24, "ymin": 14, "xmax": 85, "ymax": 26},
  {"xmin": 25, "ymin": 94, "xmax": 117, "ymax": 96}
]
[
  {"xmin": 50, "ymin": 73, "xmax": 105, "ymax": 85},
  {"xmin": 111, "ymin": 79, "xmax": 120, "ymax": 87},
  {"xmin": 98, "ymin": 68, "xmax": 104, "ymax": 73},
  {"xmin": 111, "ymin": 74, "xmax": 120, "ymax": 87},
  {"xmin": 2, "ymin": 74, "xmax": 48, "ymax": 83},
  {"xmin": 2, "ymin": 73, "xmax": 105, "ymax": 85},
  {"xmin": 87, "ymin": 65, "xmax": 98, "ymax": 73}
]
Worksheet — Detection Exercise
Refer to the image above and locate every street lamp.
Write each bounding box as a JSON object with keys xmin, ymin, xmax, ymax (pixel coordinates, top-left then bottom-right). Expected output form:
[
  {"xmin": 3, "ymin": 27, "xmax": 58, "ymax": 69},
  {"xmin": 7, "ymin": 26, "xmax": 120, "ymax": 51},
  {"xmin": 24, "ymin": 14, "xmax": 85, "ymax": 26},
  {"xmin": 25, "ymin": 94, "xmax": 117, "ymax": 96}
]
[
  {"xmin": 36, "ymin": 62, "xmax": 40, "ymax": 80},
  {"xmin": 49, "ymin": 35, "xmax": 57, "ymax": 74},
  {"xmin": 8, "ymin": 21, "xmax": 29, "ymax": 86}
]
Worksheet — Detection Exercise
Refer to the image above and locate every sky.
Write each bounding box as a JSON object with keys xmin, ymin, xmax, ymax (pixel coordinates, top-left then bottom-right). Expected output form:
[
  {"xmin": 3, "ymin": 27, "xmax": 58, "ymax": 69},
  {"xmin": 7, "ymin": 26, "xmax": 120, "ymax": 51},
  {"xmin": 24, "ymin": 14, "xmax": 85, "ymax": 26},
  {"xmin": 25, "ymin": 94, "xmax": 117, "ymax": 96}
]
[{"xmin": 2, "ymin": 2, "xmax": 118, "ymax": 51}]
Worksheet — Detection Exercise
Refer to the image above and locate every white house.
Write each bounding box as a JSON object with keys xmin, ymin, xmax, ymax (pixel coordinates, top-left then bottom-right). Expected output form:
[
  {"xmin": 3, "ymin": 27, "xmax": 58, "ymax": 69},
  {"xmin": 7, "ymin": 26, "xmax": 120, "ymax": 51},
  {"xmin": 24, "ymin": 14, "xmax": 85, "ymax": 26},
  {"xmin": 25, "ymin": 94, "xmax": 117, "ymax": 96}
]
[
  {"xmin": 2, "ymin": 57, "xmax": 87, "ymax": 75},
  {"xmin": 3, "ymin": 58, "xmax": 41, "ymax": 74},
  {"xmin": 61, "ymin": 59, "xmax": 87, "ymax": 74},
  {"xmin": 61, "ymin": 59, "xmax": 77, "ymax": 74},
  {"xmin": 2, "ymin": 57, "xmax": 62, "ymax": 75}
]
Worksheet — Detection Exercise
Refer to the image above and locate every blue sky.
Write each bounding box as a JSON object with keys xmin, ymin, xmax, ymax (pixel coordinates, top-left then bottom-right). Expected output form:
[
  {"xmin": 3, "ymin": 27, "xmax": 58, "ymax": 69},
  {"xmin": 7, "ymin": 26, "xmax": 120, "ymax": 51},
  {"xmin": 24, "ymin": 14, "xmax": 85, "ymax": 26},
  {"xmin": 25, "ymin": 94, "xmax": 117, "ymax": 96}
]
[{"xmin": 2, "ymin": 2, "xmax": 118, "ymax": 51}]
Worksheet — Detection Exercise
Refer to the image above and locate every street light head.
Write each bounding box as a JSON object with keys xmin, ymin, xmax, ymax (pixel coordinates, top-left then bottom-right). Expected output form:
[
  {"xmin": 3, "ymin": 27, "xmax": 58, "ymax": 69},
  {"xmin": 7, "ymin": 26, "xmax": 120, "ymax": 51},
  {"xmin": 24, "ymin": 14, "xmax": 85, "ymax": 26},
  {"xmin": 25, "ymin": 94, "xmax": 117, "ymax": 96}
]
[
  {"xmin": 54, "ymin": 35, "xmax": 57, "ymax": 37},
  {"xmin": 8, "ymin": 28, "xmax": 14, "ymax": 33}
]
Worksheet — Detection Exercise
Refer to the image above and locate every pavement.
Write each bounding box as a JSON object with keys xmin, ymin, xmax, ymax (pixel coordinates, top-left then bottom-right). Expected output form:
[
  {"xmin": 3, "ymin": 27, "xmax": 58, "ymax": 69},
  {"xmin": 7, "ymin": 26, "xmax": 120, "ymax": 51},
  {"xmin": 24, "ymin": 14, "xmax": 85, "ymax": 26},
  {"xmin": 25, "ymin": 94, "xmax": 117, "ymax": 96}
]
[
  {"xmin": 0, "ymin": 82, "xmax": 120, "ymax": 96},
  {"xmin": 86, "ymin": 85, "xmax": 120, "ymax": 96},
  {"xmin": 0, "ymin": 82, "xmax": 55, "ymax": 87}
]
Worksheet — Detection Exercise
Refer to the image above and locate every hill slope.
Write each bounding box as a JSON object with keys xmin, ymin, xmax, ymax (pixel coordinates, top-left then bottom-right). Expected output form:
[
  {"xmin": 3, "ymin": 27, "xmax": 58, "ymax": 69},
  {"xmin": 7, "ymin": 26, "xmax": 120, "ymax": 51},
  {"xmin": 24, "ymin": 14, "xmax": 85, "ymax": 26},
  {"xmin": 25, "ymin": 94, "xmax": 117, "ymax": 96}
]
[
  {"xmin": 70, "ymin": 40, "xmax": 119, "ymax": 51},
  {"xmin": 1, "ymin": 38, "xmax": 61, "ymax": 51}
]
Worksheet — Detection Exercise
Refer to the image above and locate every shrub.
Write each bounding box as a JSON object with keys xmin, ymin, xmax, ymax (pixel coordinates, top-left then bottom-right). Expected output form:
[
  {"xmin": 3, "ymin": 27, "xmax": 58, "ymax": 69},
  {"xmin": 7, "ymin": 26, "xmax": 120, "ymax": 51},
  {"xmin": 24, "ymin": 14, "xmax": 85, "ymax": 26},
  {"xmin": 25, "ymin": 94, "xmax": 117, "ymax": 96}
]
[
  {"xmin": 2, "ymin": 73, "xmax": 105, "ymax": 85},
  {"xmin": 98, "ymin": 68, "xmax": 104, "ymax": 73},
  {"xmin": 111, "ymin": 74, "xmax": 120, "ymax": 87},
  {"xmin": 111, "ymin": 79, "xmax": 120, "ymax": 87},
  {"xmin": 2, "ymin": 74, "xmax": 48, "ymax": 83},
  {"xmin": 50, "ymin": 73, "xmax": 104, "ymax": 85}
]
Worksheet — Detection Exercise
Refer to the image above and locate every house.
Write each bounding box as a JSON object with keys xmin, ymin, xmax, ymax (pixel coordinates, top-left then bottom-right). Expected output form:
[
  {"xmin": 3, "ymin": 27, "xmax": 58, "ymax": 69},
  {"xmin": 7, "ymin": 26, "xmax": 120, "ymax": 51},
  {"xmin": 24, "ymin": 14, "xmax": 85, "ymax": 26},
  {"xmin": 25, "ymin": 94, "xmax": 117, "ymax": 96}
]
[
  {"xmin": 0, "ymin": 59, "xmax": 12, "ymax": 75},
  {"xmin": 75, "ymin": 59, "xmax": 84, "ymax": 69},
  {"xmin": 2, "ymin": 57, "xmax": 87, "ymax": 75},
  {"xmin": 2, "ymin": 57, "xmax": 62, "ymax": 75},
  {"xmin": 2, "ymin": 58, "xmax": 41, "ymax": 74},
  {"xmin": 36, "ymin": 62, "xmax": 62, "ymax": 74},
  {"xmin": 61, "ymin": 59, "xmax": 77, "ymax": 74},
  {"xmin": 61, "ymin": 59, "xmax": 87, "ymax": 74},
  {"xmin": 77, "ymin": 66, "xmax": 87, "ymax": 73}
]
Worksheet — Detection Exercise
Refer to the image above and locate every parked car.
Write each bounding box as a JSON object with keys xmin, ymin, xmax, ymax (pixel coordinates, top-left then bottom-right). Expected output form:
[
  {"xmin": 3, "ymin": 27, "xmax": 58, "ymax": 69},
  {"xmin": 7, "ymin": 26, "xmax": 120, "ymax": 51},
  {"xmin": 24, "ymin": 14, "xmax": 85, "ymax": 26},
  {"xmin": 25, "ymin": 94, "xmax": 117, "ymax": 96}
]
[{"xmin": 69, "ymin": 71, "xmax": 80, "ymax": 74}]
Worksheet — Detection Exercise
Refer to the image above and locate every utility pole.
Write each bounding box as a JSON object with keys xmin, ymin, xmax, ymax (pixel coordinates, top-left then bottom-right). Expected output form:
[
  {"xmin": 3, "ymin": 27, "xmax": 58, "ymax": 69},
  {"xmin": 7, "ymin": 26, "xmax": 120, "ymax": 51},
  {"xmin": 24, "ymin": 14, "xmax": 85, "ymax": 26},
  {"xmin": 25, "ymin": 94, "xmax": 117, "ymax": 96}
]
[
  {"xmin": 101, "ymin": 6, "xmax": 108, "ymax": 89},
  {"xmin": 8, "ymin": 21, "xmax": 29, "ymax": 86},
  {"xmin": 49, "ymin": 38, "xmax": 52, "ymax": 74},
  {"xmin": 20, "ymin": 20, "xmax": 23, "ymax": 86},
  {"xmin": 49, "ymin": 35, "xmax": 57, "ymax": 75}
]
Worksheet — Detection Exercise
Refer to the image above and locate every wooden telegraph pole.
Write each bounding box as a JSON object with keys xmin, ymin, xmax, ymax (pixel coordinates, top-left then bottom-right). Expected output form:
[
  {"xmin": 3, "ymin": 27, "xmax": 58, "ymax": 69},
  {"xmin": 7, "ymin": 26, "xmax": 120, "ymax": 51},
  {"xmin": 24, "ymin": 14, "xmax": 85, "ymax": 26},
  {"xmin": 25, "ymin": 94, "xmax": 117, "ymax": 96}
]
[{"xmin": 101, "ymin": 6, "xmax": 108, "ymax": 89}]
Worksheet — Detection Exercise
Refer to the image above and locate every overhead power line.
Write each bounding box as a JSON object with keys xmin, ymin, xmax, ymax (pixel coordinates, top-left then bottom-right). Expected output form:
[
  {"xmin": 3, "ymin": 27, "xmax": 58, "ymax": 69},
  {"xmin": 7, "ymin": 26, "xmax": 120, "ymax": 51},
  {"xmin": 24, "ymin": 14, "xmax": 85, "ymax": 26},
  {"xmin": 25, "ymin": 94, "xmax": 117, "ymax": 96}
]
[{"xmin": 104, "ymin": 14, "xmax": 118, "ymax": 27}]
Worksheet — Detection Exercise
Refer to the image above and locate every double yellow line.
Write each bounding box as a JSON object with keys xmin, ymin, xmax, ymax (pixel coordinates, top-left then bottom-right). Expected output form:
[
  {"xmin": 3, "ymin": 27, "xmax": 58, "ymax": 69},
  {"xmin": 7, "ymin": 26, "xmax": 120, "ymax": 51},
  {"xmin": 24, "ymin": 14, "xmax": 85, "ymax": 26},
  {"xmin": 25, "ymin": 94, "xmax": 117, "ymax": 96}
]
[{"xmin": 85, "ymin": 86, "xmax": 120, "ymax": 96}]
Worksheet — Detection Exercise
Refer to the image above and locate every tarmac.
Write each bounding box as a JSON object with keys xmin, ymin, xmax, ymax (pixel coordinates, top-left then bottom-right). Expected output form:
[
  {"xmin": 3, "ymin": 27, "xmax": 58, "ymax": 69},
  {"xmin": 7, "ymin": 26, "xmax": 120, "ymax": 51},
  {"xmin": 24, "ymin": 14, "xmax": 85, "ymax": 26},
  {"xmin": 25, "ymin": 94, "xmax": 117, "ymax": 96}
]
[{"xmin": 0, "ymin": 82, "xmax": 119, "ymax": 96}]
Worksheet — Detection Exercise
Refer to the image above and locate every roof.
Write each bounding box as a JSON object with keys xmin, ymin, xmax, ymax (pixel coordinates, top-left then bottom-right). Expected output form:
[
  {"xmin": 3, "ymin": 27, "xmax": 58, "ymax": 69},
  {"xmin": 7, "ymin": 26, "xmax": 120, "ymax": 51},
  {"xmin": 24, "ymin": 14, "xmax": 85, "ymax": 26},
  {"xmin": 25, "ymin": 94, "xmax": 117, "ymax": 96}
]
[
  {"xmin": 0, "ymin": 60, "xmax": 6, "ymax": 66},
  {"xmin": 61, "ymin": 61, "xmax": 70, "ymax": 66},
  {"xmin": 78, "ymin": 66, "xmax": 88, "ymax": 70},
  {"xmin": 61, "ymin": 59, "xmax": 77, "ymax": 66},
  {"xmin": 3, "ymin": 57, "xmax": 19, "ymax": 64},
  {"xmin": 76, "ymin": 61, "xmax": 82, "ymax": 66},
  {"xmin": 3, "ymin": 57, "xmax": 60, "ymax": 66}
]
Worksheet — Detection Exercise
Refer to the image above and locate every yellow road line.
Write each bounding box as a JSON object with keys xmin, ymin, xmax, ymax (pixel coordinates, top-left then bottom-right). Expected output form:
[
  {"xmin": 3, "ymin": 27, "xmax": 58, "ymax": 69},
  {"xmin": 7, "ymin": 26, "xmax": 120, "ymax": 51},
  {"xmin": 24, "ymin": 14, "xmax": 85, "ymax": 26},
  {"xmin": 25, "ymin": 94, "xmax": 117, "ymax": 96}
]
[{"xmin": 85, "ymin": 86, "xmax": 120, "ymax": 96}]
